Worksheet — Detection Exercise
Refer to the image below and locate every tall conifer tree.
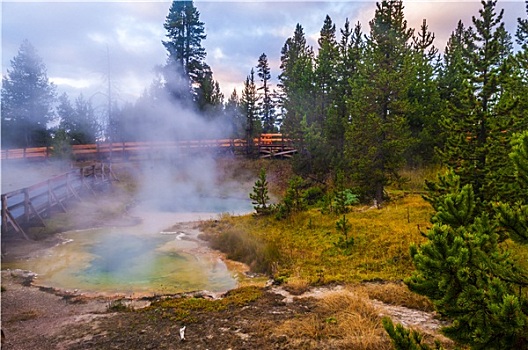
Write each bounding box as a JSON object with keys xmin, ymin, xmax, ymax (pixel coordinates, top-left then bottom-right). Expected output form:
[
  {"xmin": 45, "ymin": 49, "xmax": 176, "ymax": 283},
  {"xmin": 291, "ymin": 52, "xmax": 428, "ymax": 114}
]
[
  {"xmin": 345, "ymin": 0, "xmax": 413, "ymax": 204},
  {"xmin": 225, "ymin": 89, "xmax": 244, "ymax": 139},
  {"xmin": 241, "ymin": 69, "xmax": 260, "ymax": 155},
  {"xmin": 57, "ymin": 93, "xmax": 99, "ymax": 144},
  {"xmin": 195, "ymin": 66, "xmax": 224, "ymax": 118},
  {"xmin": 325, "ymin": 20, "xmax": 363, "ymax": 173},
  {"xmin": 278, "ymin": 24, "xmax": 315, "ymax": 141},
  {"xmin": 1, "ymin": 40, "xmax": 56, "ymax": 147},
  {"xmin": 511, "ymin": 1, "xmax": 528, "ymax": 131},
  {"xmin": 314, "ymin": 15, "xmax": 339, "ymax": 129},
  {"xmin": 163, "ymin": 0, "xmax": 208, "ymax": 106},
  {"xmin": 406, "ymin": 19, "xmax": 442, "ymax": 166},
  {"xmin": 256, "ymin": 53, "xmax": 275, "ymax": 132},
  {"xmin": 434, "ymin": 0, "xmax": 518, "ymax": 206},
  {"xmin": 437, "ymin": 21, "xmax": 474, "ymax": 127}
]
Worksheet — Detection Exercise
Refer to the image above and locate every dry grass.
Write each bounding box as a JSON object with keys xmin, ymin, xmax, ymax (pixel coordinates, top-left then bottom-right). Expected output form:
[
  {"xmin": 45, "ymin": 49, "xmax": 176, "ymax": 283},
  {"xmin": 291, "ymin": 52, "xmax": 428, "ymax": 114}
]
[
  {"xmin": 397, "ymin": 165, "xmax": 444, "ymax": 193},
  {"xmin": 282, "ymin": 277, "xmax": 311, "ymax": 295},
  {"xmin": 275, "ymin": 290, "xmax": 392, "ymax": 350},
  {"xmin": 7, "ymin": 309, "xmax": 41, "ymax": 322},
  {"xmin": 355, "ymin": 282, "xmax": 434, "ymax": 312}
]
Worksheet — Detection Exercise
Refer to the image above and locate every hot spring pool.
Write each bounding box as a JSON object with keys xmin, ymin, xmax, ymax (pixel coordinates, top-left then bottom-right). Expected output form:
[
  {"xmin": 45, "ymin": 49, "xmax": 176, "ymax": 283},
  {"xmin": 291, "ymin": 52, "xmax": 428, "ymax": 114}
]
[{"xmin": 3, "ymin": 209, "xmax": 250, "ymax": 296}]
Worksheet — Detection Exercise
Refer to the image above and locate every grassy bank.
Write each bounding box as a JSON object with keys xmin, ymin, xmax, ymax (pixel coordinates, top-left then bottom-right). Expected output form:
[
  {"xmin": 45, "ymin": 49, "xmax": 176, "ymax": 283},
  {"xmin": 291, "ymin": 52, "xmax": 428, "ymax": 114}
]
[{"xmin": 201, "ymin": 192, "xmax": 433, "ymax": 285}]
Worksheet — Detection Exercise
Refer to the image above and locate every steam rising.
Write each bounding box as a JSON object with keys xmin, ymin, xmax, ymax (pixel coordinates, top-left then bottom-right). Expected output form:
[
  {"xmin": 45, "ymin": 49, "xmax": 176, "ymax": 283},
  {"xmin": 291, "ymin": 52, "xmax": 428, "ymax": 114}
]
[
  {"xmin": 137, "ymin": 155, "xmax": 251, "ymax": 214},
  {"xmin": 1, "ymin": 98, "xmax": 251, "ymax": 295},
  {"xmin": 0, "ymin": 48, "xmax": 256, "ymax": 295},
  {"xmin": 121, "ymin": 89, "xmax": 251, "ymax": 216}
]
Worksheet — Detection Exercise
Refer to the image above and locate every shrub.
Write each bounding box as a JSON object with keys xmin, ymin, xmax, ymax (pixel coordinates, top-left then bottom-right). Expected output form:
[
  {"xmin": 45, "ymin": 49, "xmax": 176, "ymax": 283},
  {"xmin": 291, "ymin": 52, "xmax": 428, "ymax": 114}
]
[{"xmin": 303, "ymin": 186, "xmax": 325, "ymax": 206}]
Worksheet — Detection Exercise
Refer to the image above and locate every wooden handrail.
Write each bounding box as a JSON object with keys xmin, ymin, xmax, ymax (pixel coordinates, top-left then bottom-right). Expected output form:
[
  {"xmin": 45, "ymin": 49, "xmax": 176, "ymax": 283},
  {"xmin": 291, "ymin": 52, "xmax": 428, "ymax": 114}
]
[
  {"xmin": 1, "ymin": 134, "xmax": 295, "ymax": 160},
  {"xmin": 1, "ymin": 163, "xmax": 116, "ymax": 238}
]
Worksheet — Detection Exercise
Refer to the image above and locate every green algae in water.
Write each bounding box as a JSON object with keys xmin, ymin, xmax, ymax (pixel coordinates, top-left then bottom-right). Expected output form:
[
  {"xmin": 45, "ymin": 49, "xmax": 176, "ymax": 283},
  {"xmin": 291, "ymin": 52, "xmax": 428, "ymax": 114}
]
[{"xmin": 7, "ymin": 228, "xmax": 238, "ymax": 295}]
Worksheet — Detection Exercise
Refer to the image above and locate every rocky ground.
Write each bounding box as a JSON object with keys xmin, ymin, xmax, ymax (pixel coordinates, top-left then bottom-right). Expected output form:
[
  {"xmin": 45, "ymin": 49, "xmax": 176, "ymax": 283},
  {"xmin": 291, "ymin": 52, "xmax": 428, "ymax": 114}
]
[{"xmin": 1, "ymin": 266, "xmax": 451, "ymax": 350}]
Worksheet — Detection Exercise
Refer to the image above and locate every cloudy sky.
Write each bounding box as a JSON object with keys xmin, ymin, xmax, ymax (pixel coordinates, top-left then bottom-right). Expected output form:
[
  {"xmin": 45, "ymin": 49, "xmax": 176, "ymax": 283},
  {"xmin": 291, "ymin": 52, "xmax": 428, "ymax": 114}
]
[{"xmin": 2, "ymin": 0, "xmax": 525, "ymax": 110}]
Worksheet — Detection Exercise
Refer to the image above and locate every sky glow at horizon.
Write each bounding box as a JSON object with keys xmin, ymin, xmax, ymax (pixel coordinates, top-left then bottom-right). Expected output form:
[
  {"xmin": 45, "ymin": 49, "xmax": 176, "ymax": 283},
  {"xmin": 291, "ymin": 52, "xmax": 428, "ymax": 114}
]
[{"xmin": 2, "ymin": 0, "xmax": 525, "ymax": 112}]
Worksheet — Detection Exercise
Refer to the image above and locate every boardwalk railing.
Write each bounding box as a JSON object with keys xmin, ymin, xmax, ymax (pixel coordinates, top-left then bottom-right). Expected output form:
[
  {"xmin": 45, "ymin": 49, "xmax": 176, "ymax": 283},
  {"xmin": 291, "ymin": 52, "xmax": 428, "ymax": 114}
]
[
  {"xmin": 1, "ymin": 163, "xmax": 117, "ymax": 238},
  {"xmin": 0, "ymin": 134, "xmax": 296, "ymax": 161},
  {"xmin": 257, "ymin": 133, "xmax": 297, "ymax": 159}
]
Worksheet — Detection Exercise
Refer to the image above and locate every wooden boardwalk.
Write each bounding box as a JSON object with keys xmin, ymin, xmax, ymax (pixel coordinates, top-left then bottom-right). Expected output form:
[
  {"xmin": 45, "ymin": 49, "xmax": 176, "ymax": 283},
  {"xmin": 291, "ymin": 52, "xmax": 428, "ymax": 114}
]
[
  {"xmin": 1, "ymin": 134, "xmax": 297, "ymax": 161},
  {"xmin": 1, "ymin": 163, "xmax": 117, "ymax": 238},
  {"xmin": 1, "ymin": 134, "xmax": 296, "ymax": 238}
]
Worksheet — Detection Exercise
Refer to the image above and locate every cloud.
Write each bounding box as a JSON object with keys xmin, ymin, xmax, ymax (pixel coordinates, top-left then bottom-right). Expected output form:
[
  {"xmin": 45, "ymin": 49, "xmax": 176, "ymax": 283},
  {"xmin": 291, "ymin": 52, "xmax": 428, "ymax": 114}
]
[
  {"xmin": 49, "ymin": 77, "xmax": 96, "ymax": 89},
  {"xmin": 2, "ymin": 1, "xmax": 167, "ymax": 103},
  {"xmin": 2, "ymin": 0, "xmax": 525, "ymax": 110}
]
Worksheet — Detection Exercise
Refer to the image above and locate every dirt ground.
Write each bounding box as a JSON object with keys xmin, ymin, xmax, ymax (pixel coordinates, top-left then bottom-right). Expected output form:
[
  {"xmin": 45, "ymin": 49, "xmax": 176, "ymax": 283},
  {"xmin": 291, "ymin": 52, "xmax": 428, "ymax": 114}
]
[
  {"xmin": 1, "ymin": 267, "xmax": 311, "ymax": 350},
  {"xmin": 1, "ymin": 268, "xmax": 450, "ymax": 350},
  {"xmin": 1, "ymin": 233, "xmax": 450, "ymax": 350}
]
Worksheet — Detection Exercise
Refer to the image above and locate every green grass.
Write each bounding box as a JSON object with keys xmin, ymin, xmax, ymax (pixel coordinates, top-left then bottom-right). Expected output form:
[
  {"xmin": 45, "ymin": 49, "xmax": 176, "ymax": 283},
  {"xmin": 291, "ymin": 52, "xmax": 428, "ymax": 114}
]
[
  {"xmin": 201, "ymin": 193, "xmax": 433, "ymax": 284},
  {"xmin": 144, "ymin": 286, "xmax": 263, "ymax": 323}
]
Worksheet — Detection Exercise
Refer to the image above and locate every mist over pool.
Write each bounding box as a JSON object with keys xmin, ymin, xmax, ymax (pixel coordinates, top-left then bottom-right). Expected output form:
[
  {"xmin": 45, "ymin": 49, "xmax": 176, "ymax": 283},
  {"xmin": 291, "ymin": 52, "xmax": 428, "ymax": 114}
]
[{"xmin": 2, "ymin": 156, "xmax": 255, "ymax": 296}]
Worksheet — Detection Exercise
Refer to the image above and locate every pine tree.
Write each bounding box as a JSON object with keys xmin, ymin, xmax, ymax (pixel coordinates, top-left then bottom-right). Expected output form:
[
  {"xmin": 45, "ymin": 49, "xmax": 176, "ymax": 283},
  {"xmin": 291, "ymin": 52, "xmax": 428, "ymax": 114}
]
[
  {"xmin": 162, "ymin": 0, "xmax": 208, "ymax": 106},
  {"xmin": 437, "ymin": 20, "xmax": 475, "ymax": 116},
  {"xmin": 510, "ymin": 1, "xmax": 528, "ymax": 132},
  {"xmin": 314, "ymin": 15, "xmax": 339, "ymax": 129},
  {"xmin": 241, "ymin": 69, "xmax": 260, "ymax": 156},
  {"xmin": 1, "ymin": 39, "xmax": 56, "ymax": 148},
  {"xmin": 71, "ymin": 94, "xmax": 100, "ymax": 144},
  {"xmin": 291, "ymin": 115, "xmax": 333, "ymax": 184},
  {"xmin": 256, "ymin": 53, "xmax": 275, "ymax": 132},
  {"xmin": 325, "ymin": 20, "xmax": 363, "ymax": 173},
  {"xmin": 225, "ymin": 89, "xmax": 244, "ymax": 139},
  {"xmin": 383, "ymin": 317, "xmax": 443, "ymax": 350},
  {"xmin": 496, "ymin": 132, "xmax": 528, "ymax": 245},
  {"xmin": 407, "ymin": 131, "xmax": 528, "ymax": 348},
  {"xmin": 56, "ymin": 93, "xmax": 75, "ymax": 137},
  {"xmin": 249, "ymin": 168, "xmax": 271, "ymax": 215},
  {"xmin": 282, "ymin": 175, "xmax": 305, "ymax": 215},
  {"xmin": 278, "ymin": 24, "xmax": 315, "ymax": 141},
  {"xmin": 195, "ymin": 66, "xmax": 224, "ymax": 118},
  {"xmin": 54, "ymin": 93, "xmax": 76, "ymax": 157},
  {"xmin": 345, "ymin": 0, "xmax": 414, "ymax": 204},
  {"xmin": 434, "ymin": 0, "xmax": 518, "ymax": 206},
  {"xmin": 406, "ymin": 19, "xmax": 442, "ymax": 166},
  {"xmin": 58, "ymin": 93, "xmax": 99, "ymax": 145}
]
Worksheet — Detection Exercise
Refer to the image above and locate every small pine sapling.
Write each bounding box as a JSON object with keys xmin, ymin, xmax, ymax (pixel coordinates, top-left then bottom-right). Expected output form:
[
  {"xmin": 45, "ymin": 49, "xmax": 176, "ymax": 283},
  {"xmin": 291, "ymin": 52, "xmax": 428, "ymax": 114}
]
[
  {"xmin": 249, "ymin": 168, "xmax": 270, "ymax": 215},
  {"xmin": 283, "ymin": 176, "xmax": 305, "ymax": 214},
  {"xmin": 383, "ymin": 317, "xmax": 444, "ymax": 350},
  {"xmin": 335, "ymin": 214, "xmax": 354, "ymax": 251}
]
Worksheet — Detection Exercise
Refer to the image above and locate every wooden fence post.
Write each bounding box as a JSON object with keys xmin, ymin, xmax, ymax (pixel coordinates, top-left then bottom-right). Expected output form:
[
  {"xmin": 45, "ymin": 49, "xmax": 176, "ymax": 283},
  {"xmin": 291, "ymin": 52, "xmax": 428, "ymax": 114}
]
[
  {"xmin": 48, "ymin": 179, "xmax": 52, "ymax": 216},
  {"xmin": 24, "ymin": 189, "xmax": 30, "ymax": 223},
  {"xmin": 1, "ymin": 195, "xmax": 7, "ymax": 235},
  {"xmin": 66, "ymin": 172, "xmax": 82, "ymax": 201},
  {"xmin": 1, "ymin": 193, "xmax": 29, "ymax": 239}
]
